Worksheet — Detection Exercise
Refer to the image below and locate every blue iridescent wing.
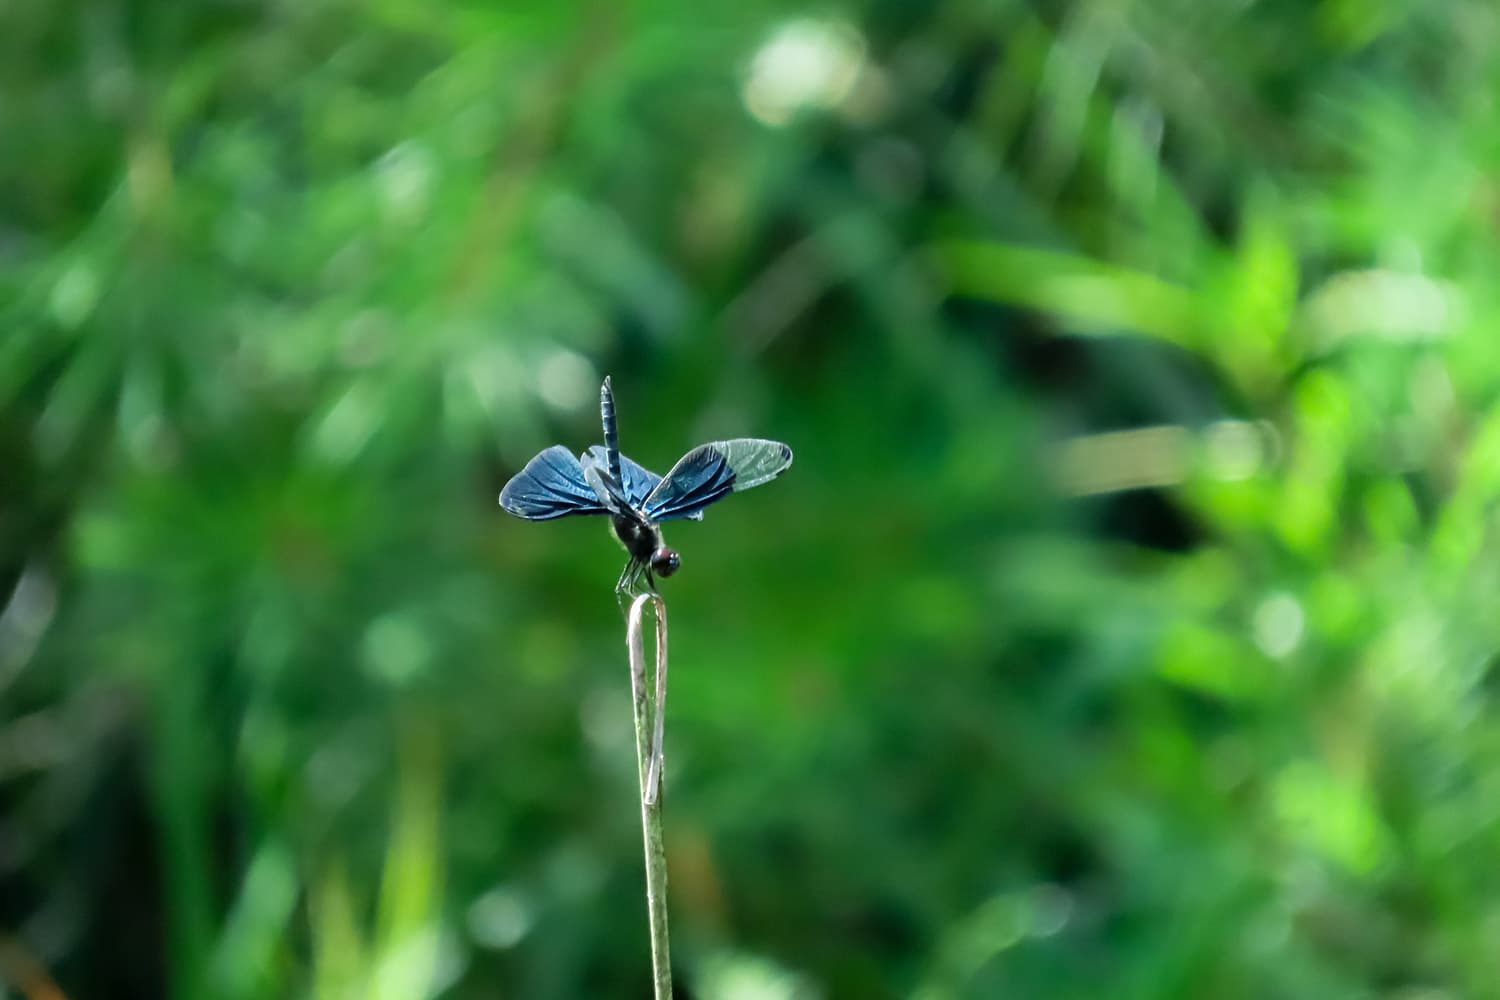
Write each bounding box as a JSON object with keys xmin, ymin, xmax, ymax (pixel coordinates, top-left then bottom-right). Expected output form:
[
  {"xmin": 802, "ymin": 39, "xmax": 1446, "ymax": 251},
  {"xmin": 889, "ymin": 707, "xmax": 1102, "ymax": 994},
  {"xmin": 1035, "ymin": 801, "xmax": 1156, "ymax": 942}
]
[
  {"xmin": 585, "ymin": 446, "xmax": 661, "ymax": 508},
  {"xmin": 642, "ymin": 438, "xmax": 793, "ymax": 522},
  {"xmin": 583, "ymin": 444, "xmax": 705, "ymax": 522},
  {"xmin": 498, "ymin": 445, "xmax": 609, "ymax": 520},
  {"xmin": 642, "ymin": 446, "xmax": 733, "ymax": 522},
  {"xmin": 579, "ymin": 449, "xmax": 635, "ymax": 518},
  {"xmin": 708, "ymin": 438, "xmax": 796, "ymax": 491}
]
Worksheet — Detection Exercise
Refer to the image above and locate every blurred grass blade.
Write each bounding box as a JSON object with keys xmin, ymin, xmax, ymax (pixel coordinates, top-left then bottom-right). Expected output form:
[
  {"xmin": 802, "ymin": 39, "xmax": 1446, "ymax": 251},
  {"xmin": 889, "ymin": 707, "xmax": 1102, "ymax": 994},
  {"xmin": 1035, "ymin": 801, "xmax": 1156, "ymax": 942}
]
[{"xmin": 931, "ymin": 239, "xmax": 1199, "ymax": 346}]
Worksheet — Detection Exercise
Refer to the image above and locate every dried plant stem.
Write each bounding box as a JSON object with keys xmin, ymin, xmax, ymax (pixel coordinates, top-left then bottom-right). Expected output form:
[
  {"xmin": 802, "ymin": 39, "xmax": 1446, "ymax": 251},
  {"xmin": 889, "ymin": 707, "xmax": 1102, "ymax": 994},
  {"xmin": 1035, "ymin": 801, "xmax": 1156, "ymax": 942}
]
[
  {"xmin": 627, "ymin": 593, "xmax": 671, "ymax": 999},
  {"xmin": 0, "ymin": 932, "xmax": 68, "ymax": 1000}
]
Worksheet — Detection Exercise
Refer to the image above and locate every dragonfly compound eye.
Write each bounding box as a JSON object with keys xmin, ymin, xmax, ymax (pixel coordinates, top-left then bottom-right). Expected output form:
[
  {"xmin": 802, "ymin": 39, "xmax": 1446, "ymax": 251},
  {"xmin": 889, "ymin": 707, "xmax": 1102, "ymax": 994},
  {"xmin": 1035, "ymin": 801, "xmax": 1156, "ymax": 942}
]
[{"xmin": 651, "ymin": 547, "xmax": 680, "ymax": 578}]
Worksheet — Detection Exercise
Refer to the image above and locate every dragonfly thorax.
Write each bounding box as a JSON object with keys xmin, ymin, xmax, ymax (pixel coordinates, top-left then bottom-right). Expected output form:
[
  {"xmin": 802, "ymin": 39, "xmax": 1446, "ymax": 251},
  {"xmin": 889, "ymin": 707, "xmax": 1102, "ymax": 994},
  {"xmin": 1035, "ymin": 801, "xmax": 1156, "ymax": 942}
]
[
  {"xmin": 610, "ymin": 514, "xmax": 680, "ymax": 579},
  {"xmin": 611, "ymin": 513, "xmax": 661, "ymax": 563}
]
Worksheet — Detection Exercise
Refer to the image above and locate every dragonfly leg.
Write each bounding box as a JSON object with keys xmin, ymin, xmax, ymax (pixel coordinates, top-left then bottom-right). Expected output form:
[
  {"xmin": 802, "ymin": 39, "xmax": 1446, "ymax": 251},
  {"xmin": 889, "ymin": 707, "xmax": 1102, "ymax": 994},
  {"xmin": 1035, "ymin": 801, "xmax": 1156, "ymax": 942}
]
[
  {"xmin": 612, "ymin": 560, "xmax": 630, "ymax": 614},
  {"xmin": 618, "ymin": 563, "xmax": 660, "ymax": 611}
]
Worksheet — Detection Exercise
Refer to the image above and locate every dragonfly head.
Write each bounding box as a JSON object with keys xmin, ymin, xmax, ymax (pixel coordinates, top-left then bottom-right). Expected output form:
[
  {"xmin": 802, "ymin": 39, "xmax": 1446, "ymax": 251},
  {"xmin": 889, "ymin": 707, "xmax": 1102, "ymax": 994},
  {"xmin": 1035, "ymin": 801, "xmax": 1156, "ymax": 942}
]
[{"xmin": 650, "ymin": 546, "xmax": 680, "ymax": 579}]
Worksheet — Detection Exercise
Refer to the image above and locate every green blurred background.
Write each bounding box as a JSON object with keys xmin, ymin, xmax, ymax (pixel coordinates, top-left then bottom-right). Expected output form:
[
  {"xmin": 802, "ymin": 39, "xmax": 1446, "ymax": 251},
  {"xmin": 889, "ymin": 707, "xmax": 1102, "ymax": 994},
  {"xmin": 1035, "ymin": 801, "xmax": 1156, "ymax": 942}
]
[{"xmin": 4, "ymin": 1, "xmax": 1500, "ymax": 997}]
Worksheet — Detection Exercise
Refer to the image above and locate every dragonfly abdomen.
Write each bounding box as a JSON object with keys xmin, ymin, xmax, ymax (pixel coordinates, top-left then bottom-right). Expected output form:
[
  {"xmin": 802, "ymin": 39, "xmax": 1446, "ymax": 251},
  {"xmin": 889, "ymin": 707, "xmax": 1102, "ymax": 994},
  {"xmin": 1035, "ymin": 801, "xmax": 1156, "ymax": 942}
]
[{"xmin": 600, "ymin": 377, "xmax": 622, "ymax": 483}]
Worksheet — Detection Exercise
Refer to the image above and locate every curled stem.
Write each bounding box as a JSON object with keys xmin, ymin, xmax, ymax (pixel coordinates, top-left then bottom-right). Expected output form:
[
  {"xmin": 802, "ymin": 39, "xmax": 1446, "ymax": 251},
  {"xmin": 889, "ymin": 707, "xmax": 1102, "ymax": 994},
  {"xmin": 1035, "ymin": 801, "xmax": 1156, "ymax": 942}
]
[{"xmin": 627, "ymin": 592, "xmax": 671, "ymax": 999}]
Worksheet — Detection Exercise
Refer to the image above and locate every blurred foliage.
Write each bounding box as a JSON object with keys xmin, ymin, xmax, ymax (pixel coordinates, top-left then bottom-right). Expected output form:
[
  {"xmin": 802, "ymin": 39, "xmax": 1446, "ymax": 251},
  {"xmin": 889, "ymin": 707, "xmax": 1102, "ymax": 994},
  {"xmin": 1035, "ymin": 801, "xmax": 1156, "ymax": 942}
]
[{"xmin": 4, "ymin": 0, "xmax": 1500, "ymax": 998}]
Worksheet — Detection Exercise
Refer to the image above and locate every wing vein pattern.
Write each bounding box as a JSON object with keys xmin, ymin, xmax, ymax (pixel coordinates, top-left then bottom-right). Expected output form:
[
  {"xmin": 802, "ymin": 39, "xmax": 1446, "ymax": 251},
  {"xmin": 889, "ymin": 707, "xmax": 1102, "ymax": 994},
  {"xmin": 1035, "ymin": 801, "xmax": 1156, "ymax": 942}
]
[
  {"xmin": 644, "ymin": 438, "xmax": 792, "ymax": 522},
  {"xmin": 498, "ymin": 445, "xmax": 608, "ymax": 520}
]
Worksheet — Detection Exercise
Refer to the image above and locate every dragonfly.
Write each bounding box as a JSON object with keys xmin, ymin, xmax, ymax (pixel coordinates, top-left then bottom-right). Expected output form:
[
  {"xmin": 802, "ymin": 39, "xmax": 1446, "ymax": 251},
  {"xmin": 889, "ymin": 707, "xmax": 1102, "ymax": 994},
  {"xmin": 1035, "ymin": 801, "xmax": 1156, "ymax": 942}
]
[{"xmin": 499, "ymin": 376, "xmax": 793, "ymax": 597}]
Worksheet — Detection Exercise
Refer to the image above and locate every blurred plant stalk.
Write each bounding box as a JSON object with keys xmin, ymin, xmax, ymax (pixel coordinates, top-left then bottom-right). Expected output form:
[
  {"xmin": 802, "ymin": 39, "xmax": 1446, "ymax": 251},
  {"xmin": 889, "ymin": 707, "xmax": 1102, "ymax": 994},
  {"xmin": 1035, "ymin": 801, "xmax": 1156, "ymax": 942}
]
[
  {"xmin": 0, "ymin": 933, "xmax": 68, "ymax": 1000},
  {"xmin": 627, "ymin": 593, "xmax": 671, "ymax": 999}
]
